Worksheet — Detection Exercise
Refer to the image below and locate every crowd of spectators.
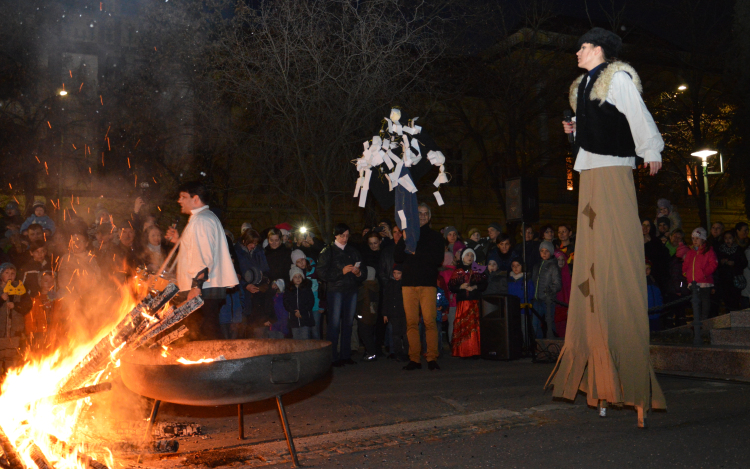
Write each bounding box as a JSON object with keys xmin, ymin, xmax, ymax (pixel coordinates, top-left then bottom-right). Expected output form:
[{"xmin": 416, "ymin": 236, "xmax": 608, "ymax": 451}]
[{"xmin": 0, "ymin": 194, "xmax": 749, "ymax": 372}]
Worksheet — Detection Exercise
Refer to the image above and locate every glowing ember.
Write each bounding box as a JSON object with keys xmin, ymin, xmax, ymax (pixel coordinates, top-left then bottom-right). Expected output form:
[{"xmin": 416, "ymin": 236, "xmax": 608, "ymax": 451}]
[{"xmin": 176, "ymin": 357, "xmax": 215, "ymax": 365}]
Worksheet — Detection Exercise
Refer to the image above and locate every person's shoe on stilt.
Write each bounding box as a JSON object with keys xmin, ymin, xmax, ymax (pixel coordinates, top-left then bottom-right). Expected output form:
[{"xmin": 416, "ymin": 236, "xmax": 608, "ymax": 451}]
[{"xmin": 428, "ymin": 360, "xmax": 440, "ymax": 371}]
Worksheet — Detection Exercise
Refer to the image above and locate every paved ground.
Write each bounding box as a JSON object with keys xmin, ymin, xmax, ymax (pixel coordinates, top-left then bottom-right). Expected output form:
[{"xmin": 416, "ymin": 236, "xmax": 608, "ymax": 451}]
[{"xmin": 117, "ymin": 355, "xmax": 750, "ymax": 469}]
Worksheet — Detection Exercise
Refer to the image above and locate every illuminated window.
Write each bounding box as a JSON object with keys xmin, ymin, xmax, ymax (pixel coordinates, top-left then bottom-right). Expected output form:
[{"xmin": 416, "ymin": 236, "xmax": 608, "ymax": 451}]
[{"xmin": 686, "ymin": 165, "xmax": 693, "ymax": 195}]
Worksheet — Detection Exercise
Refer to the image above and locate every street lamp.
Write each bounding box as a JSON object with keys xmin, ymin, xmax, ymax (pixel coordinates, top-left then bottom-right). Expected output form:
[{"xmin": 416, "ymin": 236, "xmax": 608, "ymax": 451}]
[
  {"xmin": 59, "ymin": 90, "xmax": 68, "ymax": 96},
  {"xmin": 677, "ymin": 85, "xmax": 687, "ymax": 91},
  {"xmin": 691, "ymin": 149, "xmax": 724, "ymax": 228}
]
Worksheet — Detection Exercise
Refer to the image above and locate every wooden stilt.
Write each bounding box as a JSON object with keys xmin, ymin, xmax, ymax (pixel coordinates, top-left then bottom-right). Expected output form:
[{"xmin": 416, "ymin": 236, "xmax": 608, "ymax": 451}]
[
  {"xmin": 238, "ymin": 404, "xmax": 245, "ymax": 440},
  {"xmin": 637, "ymin": 406, "xmax": 647, "ymax": 428},
  {"xmin": 276, "ymin": 395, "xmax": 300, "ymax": 467},
  {"xmin": 598, "ymin": 399, "xmax": 607, "ymax": 418}
]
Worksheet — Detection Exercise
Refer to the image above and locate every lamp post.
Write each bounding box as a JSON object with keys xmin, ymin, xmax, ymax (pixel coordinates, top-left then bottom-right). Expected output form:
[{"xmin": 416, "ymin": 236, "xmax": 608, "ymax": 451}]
[
  {"xmin": 57, "ymin": 89, "xmax": 67, "ymax": 222},
  {"xmin": 690, "ymin": 149, "xmax": 724, "ymax": 228}
]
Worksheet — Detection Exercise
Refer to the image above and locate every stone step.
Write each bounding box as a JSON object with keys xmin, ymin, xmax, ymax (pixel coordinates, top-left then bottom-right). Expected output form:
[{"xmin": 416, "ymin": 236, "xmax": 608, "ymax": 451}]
[
  {"xmin": 710, "ymin": 328, "xmax": 750, "ymax": 347},
  {"xmin": 536, "ymin": 338, "xmax": 750, "ymax": 380},
  {"xmin": 650, "ymin": 309, "xmax": 750, "ymax": 345}
]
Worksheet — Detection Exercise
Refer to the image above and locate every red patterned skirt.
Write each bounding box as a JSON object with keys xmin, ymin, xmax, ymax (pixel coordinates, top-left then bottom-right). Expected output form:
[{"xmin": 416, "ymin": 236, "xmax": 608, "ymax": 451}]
[{"xmin": 451, "ymin": 300, "xmax": 481, "ymax": 358}]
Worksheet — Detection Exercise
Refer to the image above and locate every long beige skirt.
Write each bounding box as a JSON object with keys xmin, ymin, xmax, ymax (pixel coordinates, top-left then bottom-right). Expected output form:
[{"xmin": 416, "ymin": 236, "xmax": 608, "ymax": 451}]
[{"xmin": 545, "ymin": 166, "xmax": 666, "ymax": 411}]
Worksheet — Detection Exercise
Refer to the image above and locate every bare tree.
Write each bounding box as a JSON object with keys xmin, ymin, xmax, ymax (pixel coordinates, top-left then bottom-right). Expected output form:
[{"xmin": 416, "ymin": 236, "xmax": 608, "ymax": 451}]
[{"xmin": 203, "ymin": 0, "xmax": 449, "ymax": 239}]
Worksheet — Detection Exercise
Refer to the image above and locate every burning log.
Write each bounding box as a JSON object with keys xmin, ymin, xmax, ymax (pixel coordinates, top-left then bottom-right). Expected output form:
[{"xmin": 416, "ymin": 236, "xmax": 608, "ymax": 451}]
[
  {"xmin": 49, "ymin": 382, "xmax": 112, "ymax": 406},
  {"xmin": 129, "ymin": 296, "xmax": 204, "ymax": 349},
  {"xmin": 153, "ymin": 325, "xmax": 188, "ymax": 348},
  {"xmin": 47, "ymin": 436, "xmax": 110, "ymax": 469},
  {"xmin": 0, "ymin": 426, "xmax": 24, "ymax": 469},
  {"xmin": 57, "ymin": 284, "xmax": 179, "ymax": 392},
  {"xmin": 29, "ymin": 443, "xmax": 52, "ymax": 469}
]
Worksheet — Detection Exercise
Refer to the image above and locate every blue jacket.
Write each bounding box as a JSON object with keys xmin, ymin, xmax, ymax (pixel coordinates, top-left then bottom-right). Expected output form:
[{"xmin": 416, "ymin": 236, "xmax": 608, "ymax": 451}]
[
  {"xmin": 647, "ymin": 279, "xmax": 663, "ymax": 310},
  {"xmin": 235, "ymin": 242, "xmax": 270, "ymax": 315},
  {"xmin": 21, "ymin": 214, "xmax": 55, "ymax": 234},
  {"xmin": 507, "ymin": 275, "xmax": 535, "ymax": 303}
]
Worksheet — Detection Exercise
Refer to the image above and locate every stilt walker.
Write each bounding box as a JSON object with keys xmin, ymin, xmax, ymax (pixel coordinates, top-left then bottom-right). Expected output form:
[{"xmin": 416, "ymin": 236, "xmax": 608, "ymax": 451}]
[{"xmin": 545, "ymin": 28, "xmax": 667, "ymax": 427}]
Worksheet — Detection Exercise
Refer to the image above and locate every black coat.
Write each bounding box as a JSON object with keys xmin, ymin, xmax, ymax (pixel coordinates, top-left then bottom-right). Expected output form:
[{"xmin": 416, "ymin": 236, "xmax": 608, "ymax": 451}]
[
  {"xmin": 393, "ymin": 224, "xmax": 444, "ymax": 287},
  {"xmin": 265, "ymin": 244, "xmax": 292, "ymax": 282},
  {"xmin": 283, "ymin": 281, "xmax": 316, "ymax": 328},
  {"xmin": 449, "ymin": 267, "xmax": 488, "ymax": 302},
  {"xmin": 317, "ymin": 242, "xmax": 365, "ymax": 292},
  {"xmin": 381, "ymin": 278, "xmax": 406, "ymax": 335}
]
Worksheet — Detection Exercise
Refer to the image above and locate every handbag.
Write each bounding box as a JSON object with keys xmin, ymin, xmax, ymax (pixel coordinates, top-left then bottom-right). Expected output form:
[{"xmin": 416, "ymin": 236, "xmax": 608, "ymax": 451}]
[{"xmin": 734, "ymin": 274, "xmax": 748, "ymax": 290}]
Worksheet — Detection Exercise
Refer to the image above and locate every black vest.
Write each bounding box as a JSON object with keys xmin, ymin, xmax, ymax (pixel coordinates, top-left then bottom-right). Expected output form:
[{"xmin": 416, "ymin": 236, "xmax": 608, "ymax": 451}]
[{"xmin": 575, "ymin": 65, "xmax": 637, "ymax": 158}]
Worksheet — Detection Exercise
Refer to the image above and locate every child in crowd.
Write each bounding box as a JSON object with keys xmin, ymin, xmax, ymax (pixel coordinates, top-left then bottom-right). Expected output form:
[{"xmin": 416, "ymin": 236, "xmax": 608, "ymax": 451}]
[
  {"xmin": 554, "ymin": 250, "xmax": 572, "ymax": 338},
  {"xmin": 357, "ymin": 266, "xmax": 380, "ymax": 359},
  {"xmin": 507, "ymin": 259, "xmax": 534, "ymax": 303},
  {"xmin": 291, "ymin": 249, "xmax": 323, "ymax": 339},
  {"xmin": 21, "ymin": 201, "xmax": 55, "ymax": 235},
  {"xmin": 646, "ymin": 260, "xmax": 664, "ymax": 331},
  {"xmin": 465, "ymin": 228, "xmax": 489, "ymax": 265},
  {"xmin": 284, "ymin": 266, "xmax": 316, "ymax": 339},
  {"xmin": 483, "ymin": 259, "xmax": 507, "ymax": 296},
  {"xmin": 269, "ymin": 279, "xmax": 288, "ymax": 338},
  {"xmin": 681, "ymin": 227, "xmax": 718, "ymax": 322},
  {"xmin": 532, "ymin": 241, "xmax": 561, "ymax": 339},
  {"xmin": 19, "ymin": 241, "xmax": 50, "ymax": 297},
  {"xmin": 449, "ymin": 248, "xmax": 487, "ymax": 358},
  {"xmin": 382, "ymin": 264, "xmax": 408, "ymax": 361},
  {"xmin": 438, "ymin": 252, "xmax": 457, "ymax": 344},
  {"xmin": 0, "ymin": 263, "xmax": 32, "ymax": 338}
]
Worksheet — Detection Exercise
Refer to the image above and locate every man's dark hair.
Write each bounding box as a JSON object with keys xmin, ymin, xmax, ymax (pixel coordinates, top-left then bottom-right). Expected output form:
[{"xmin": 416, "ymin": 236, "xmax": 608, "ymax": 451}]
[
  {"xmin": 495, "ymin": 233, "xmax": 511, "ymax": 245},
  {"xmin": 178, "ymin": 181, "xmax": 209, "ymax": 204},
  {"xmin": 736, "ymin": 222, "xmax": 748, "ymax": 231},
  {"xmin": 27, "ymin": 223, "xmax": 43, "ymax": 233},
  {"xmin": 333, "ymin": 223, "xmax": 351, "ymax": 237},
  {"xmin": 241, "ymin": 229, "xmax": 261, "ymax": 246}
]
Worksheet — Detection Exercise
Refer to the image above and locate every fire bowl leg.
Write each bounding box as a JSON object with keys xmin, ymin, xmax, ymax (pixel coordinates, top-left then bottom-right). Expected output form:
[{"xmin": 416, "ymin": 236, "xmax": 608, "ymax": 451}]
[
  {"xmin": 238, "ymin": 404, "xmax": 245, "ymax": 440},
  {"xmin": 137, "ymin": 399, "xmax": 161, "ymax": 464},
  {"xmin": 276, "ymin": 395, "xmax": 300, "ymax": 467}
]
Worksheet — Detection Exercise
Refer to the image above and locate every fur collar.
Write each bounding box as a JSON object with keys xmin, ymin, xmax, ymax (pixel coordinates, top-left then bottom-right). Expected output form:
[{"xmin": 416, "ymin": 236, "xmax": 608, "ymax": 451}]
[{"xmin": 569, "ymin": 61, "xmax": 642, "ymax": 112}]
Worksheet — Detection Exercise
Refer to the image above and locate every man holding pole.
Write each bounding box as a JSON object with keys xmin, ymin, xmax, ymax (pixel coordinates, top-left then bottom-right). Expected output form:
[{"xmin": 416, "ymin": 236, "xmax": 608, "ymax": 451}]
[
  {"xmin": 166, "ymin": 181, "xmax": 238, "ymax": 340},
  {"xmin": 546, "ymin": 28, "xmax": 666, "ymax": 427}
]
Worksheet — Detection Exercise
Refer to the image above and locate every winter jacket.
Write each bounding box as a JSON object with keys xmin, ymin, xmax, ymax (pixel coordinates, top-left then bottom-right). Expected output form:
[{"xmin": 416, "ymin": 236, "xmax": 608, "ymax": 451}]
[
  {"xmin": 647, "ymin": 276, "xmax": 663, "ymax": 310},
  {"xmin": 487, "ymin": 248, "xmax": 519, "ymax": 275},
  {"xmin": 449, "ymin": 267, "xmax": 488, "ymax": 302},
  {"xmin": 283, "ymin": 281, "xmax": 316, "ymax": 328},
  {"xmin": 393, "ymin": 224, "xmax": 444, "ymax": 287},
  {"xmin": 644, "ymin": 238, "xmax": 670, "ymax": 291},
  {"xmin": 264, "ymin": 244, "xmax": 292, "ymax": 282},
  {"xmin": 532, "ymin": 259, "xmax": 561, "ymax": 302},
  {"xmin": 317, "ymin": 242, "xmax": 365, "ymax": 292},
  {"xmin": 438, "ymin": 266, "xmax": 457, "ymax": 307},
  {"xmin": 382, "ymin": 278, "xmax": 406, "ymax": 335},
  {"xmin": 21, "ymin": 214, "xmax": 55, "ymax": 234},
  {"xmin": 507, "ymin": 275, "xmax": 535, "ymax": 303},
  {"xmin": 715, "ymin": 244, "xmax": 749, "ymax": 290},
  {"xmin": 378, "ymin": 243, "xmax": 396, "ymax": 286},
  {"xmin": 466, "ymin": 239, "xmax": 491, "ymax": 265},
  {"xmin": 665, "ymin": 255, "xmax": 690, "ymax": 298},
  {"xmin": 682, "ymin": 246, "xmax": 718, "ymax": 285},
  {"xmin": 483, "ymin": 270, "xmax": 508, "ymax": 296},
  {"xmin": 18, "ymin": 259, "xmax": 52, "ymax": 297},
  {"xmin": 270, "ymin": 292, "xmax": 289, "ymax": 335},
  {"xmin": 356, "ymin": 279, "xmax": 380, "ymax": 326}
]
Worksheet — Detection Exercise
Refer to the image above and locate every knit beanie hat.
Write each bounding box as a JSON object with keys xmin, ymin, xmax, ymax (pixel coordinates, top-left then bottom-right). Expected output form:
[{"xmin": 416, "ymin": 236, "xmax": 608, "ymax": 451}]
[
  {"xmin": 32, "ymin": 200, "xmax": 46, "ymax": 210},
  {"xmin": 241, "ymin": 222, "xmax": 253, "ymax": 234},
  {"xmin": 290, "ymin": 249, "xmax": 306, "ymax": 264},
  {"xmin": 692, "ymin": 227, "xmax": 707, "ymax": 241},
  {"xmin": 488, "ymin": 222, "xmax": 502, "ymax": 233},
  {"xmin": 4, "ymin": 201, "xmax": 18, "ymax": 212},
  {"xmin": 539, "ymin": 241, "xmax": 555, "ymax": 253},
  {"xmin": 443, "ymin": 226, "xmax": 458, "ymax": 239},
  {"xmin": 0, "ymin": 262, "xmax": 16, "ymax": 278},
  {"xmin": 289, "ymin": 266, "xmax": 305, "ymax": 281},
  {"xmin": 461, "ymin": 248, "xmax": 477, "ymax": 264},
  {"xmin": 577, "ymin": 27, "xmax": 622, "ymax": 59},
  {"xmin": 274, "ymin": 279, "xmax": 285, "ymax": 292},
  {"xmin": 468, "ymin": 228, "xmax": 481, "ymax": 238},
  {"xmin": 657, "ymin": 198, "xmax": 672, "ymax": 212},
  {"xmin": 392, "ymin": 263, "xmax": 403, "ymax": 273}
]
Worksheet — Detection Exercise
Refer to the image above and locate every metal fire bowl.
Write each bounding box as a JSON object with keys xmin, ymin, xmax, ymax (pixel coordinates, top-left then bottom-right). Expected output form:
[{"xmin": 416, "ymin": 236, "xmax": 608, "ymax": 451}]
[{"xmin": 120, "ymin": 339, "xmax": 332, "ymax": 406}]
